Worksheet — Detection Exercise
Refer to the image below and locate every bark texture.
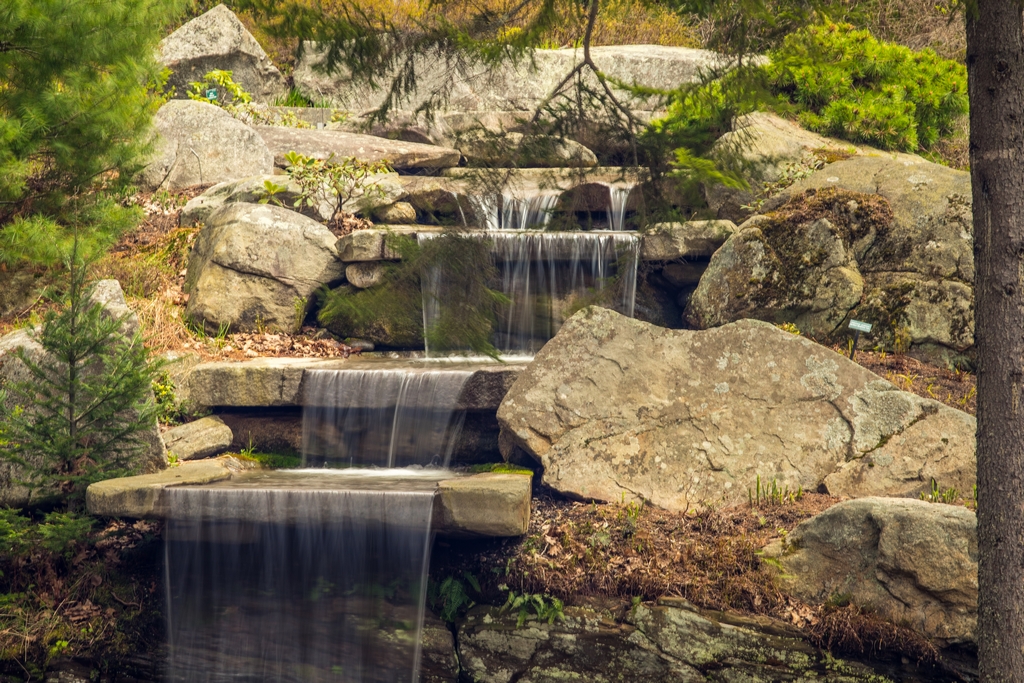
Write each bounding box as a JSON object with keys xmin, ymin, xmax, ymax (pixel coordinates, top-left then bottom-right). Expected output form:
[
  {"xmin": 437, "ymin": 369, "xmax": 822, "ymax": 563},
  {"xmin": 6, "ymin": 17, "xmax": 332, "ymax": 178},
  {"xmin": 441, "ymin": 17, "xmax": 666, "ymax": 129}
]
[{"xmin": 966, "ymin": 2, "xmax": 1024, "ymax": 679}]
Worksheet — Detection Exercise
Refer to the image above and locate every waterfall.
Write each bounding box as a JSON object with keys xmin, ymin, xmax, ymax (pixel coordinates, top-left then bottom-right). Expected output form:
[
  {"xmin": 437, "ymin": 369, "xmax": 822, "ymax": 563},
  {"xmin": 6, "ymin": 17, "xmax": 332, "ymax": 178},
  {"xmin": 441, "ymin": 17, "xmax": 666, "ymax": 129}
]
[
  {"xmin": 607, "ymin": 183, "xmax": 634, "ymax": 231},
  {"xmin": 419, "ymin": 231, "xmax": 639, "ymax": 355},
  {"xmin": 301, "ymin": 368, "xmax": 473, "ymax": 469},
  {"xmin": 471, "ymin": 191, "xmax": 560, "ymax": 230},
  {"xmin": 164, "ymin": 477, "xmax": 438, "ymax": 683},
  {"xmin": 165, "ymin": 369, "xmax": 474, "ymax": 683}
]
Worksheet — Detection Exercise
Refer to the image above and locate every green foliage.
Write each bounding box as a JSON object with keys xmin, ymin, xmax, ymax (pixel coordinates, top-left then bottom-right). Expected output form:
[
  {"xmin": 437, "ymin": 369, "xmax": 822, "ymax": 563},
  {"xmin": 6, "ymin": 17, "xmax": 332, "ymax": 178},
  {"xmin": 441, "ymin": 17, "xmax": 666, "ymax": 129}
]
[
  {"xmin": 748, "ymin": 475, "xmax": 803, "ymax": 507},
  {"xmin": 431, "ymin": 572, "xmax": 480, "ymax": 623},
  {"xmin": 920, "ymin": 478, "xmax": 959, "ymax": 505},
  {"xmin": 0, "ymin": 0, "xmax": 178, "ymax": 266},
  {"xmin": 0, "ymin": 508, "xmax": 93, "ymax": 561},
  {"xmin": 260, "ymin": 151, "xmax": 392, "ymax": 220},
  {"xmin": 152, "ymin": 372, "xmax": 181, "ymax": 424},
  {"xmin": 187, "ymin": 69, "xmax": 253, "ymax": 105},
  {"xmin": 239, "ymin": 451, "xmax": 303, "ymax": 469},
  {"xmin": 499, "ymin": 586, "xmax": 565, "ymax": 627},
  {"xmin": 765, "ymin": 21, "xmax": 968, "ymax": 151},
  {"xmin": 0, "ymin": 254, "xmax": 163, "ymax": 510}
]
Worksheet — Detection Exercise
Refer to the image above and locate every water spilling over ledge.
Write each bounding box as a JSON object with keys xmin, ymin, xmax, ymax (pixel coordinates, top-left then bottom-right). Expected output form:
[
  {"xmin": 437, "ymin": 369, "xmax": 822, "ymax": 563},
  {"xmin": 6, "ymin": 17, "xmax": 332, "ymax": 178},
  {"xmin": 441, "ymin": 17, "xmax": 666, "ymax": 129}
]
[
  {"xmin": 165, "ymin": 471, "xmax": 442, "ymax": 683},
  {"xmin": 158, "ymin": 364, "xmax": 513, "ymax": 683},
  {"xmin": 419, "ymin": 231, "xmax": 639, "ymax": 354},
  {"xmin": 302, "ymin": 368, "xmax": 473, "ymax": 469}
]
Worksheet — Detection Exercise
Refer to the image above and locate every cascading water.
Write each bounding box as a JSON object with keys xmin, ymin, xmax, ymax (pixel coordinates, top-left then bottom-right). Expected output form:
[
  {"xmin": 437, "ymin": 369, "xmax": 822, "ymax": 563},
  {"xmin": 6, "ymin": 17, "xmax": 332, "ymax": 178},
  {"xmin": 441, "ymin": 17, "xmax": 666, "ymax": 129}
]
[
  {"xmin": 607, "ymin": 183, "xmax": 634, "ymax": 232},
  {"xmin": 164, "ymin": 368, "xmax": 473, "ymax": 683},
  {"xmin": 472, "ymin": 191, "xmax": 560, "ymax": 231},
  {"xmin": 301, "ymin": 368, "xmax": 473, "ymax": 469},
  {"xmin": 419, "ymin": 231, "xmax": 639, "ymax": 354}
]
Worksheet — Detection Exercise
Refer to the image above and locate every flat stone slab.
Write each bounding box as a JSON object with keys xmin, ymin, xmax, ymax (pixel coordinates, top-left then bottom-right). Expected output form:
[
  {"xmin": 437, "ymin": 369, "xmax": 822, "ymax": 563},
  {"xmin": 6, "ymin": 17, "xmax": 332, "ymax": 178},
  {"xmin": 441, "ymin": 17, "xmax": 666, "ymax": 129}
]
[
  {"xmin": 255, "ymin": 126, "xmax": 461, "ymax": 170},
  {"xmin": 337, "ymin": 226, "xmax": 439, "ymax": 261},
  {"xmin": 85, "ymin": 457, "xmax": 252, "ymax": 518},
  {"xmin": 180, "ymin": 356, "xmax": 526, "ymax": 409},
  {"xmin": 86, "ymin": 466, "xmax": 531, "ymax": 538}
]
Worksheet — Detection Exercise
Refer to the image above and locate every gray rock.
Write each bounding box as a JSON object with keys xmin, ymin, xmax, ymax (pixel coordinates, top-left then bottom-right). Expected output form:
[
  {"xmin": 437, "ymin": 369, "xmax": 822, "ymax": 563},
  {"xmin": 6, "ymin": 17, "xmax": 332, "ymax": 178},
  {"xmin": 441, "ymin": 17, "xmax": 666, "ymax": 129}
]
[
  {"xmin": 336, "ymin": 227, "xmax": 434, "ymax": 262},
  {"xmin": 766, "ymin": 497, "xmax": 977, "ymax": 646},
  {"xmin": 345, "ymin": 262, "xmax": 385, "ymax": 289},
  {"xmin": 184, "ymin": 203, "xmax": 344, "ymax": 333},
  {"xmin": 457, "ymin": 600, "xmax": 901, "ymax": 682},
  {"xmin": 689, "ymin": 155, "xmax": 975, "ymax": 362},
  {"xmin": 162, "ymin": 416, "xmax": 234, "ymax": 461},
  {"xmin": 497, "ymin": 307, "xmax": 976, "ymax": 509},
  {"xmin": 295, "ymin": 44, "xmax": 725, "ymax": 116},
  {"xmin": 138, "ymin": 100, "xmax": 275, "ymax": 192},
  {"xmin": 179, "ymin": 172, "xmax": 403, "ymax": 226},
  {"xmin": 640, "ymin": 220, "xmax": 736, "ymax": 261},
  {"xmin": 458, "ymin": 131, "xmax": 598, "ymax": 168},
  {"xmin": 159, "ymin": 4, "xmax": 286, "ymax": 103},
  {"xmin": 372, "ymin": 201, "xmax": 418, "ymax": 224},
  {"xmin": 255, "ymin": 126, "xmax": 461, "ymax": 171}
]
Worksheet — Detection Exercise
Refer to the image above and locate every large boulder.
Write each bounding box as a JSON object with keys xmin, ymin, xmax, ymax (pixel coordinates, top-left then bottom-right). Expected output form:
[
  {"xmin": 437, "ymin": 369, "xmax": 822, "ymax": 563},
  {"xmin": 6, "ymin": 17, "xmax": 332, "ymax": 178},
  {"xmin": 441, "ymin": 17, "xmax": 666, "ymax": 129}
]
[
  {"xmin": 457, "ymin": 600, "xmax": 908, "ymax": 682},
  {"xmin": 295, "ymin": 44, "xmax": 724, "ymax": 117},
  {"xmin": 138, "ymin": 100, "xmax": 275, "ymax": 192},
  {"xmin": 457, "ymin": 131, "xmax": 598, "ymax": 168},
  {"xmin": 0, "ymin": 281, "xmax": 166, "ymax": 506},
  {"xmin": 688, "ymin": 155, "xmax": 975, "ymax": 363},
  {"xmin": 497, "ymin": 307, "xmax": 976, "ymax": 509},
  {"xmin": 159, "ymin": 4, "xmax": 286, "ymax": 103},
  {"xmin": 255, "ymin": 126, "xmax": 461, "ymax": 172},
  {"xmin": 184, "ymin": 203, "xmax": 344, "ymax": 333},
  {"xmin": 766, "ymin": 497, "xmax": 977, "ymax": 646}
]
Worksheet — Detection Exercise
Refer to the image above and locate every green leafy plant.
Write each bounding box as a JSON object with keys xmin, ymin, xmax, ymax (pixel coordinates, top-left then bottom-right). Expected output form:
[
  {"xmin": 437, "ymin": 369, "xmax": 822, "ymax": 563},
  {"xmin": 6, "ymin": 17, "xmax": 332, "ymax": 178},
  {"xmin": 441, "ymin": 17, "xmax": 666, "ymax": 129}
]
[
  {"xmin": 260, "ymin": 150, "xmax": 393, "ymax": 222},
  {"xmin": 187, "ymin": 69, "xmax": 253, "ymax": 105},
  {"xmin": 920, "ymin": 478, "xmax": 959, "ymax": 505},
  {"xmin": 0, "ymin": 252, "xmax": 163, "ymax": 510},
  {"xmin": 431, "ymin": 572, "xmax": 480, "ymax": 623},
  {"xmin": 748, "ymin": 475, "xmax": 804, "ymax": 507},
  {"xmin": 765, "ymin": 21, "xmax": 968, "ymax": 151},
  {"xmin": 499, "ymin": 586, "xmax": 565, "ymax": 627}
]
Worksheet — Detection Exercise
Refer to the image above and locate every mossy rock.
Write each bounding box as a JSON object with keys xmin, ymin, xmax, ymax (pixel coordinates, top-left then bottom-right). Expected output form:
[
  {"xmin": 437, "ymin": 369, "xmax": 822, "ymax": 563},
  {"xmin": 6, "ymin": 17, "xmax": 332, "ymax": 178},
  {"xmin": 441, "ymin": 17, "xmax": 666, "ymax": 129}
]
[{"xmin": 320, "ymin": 284, "xmax": 424, "ymax": 348}]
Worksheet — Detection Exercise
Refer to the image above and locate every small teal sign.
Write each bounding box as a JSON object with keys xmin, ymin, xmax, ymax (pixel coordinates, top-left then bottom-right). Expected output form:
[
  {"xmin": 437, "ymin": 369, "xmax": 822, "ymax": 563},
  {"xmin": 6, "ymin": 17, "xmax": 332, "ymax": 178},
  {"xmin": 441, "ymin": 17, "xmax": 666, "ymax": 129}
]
[
  {"xmin": 206, "ymin": 88, "xmax": 218, "ymax": 101},
  {"xmin": 849, "ymin": 320, "xmax": 872, "ymax": 333}
]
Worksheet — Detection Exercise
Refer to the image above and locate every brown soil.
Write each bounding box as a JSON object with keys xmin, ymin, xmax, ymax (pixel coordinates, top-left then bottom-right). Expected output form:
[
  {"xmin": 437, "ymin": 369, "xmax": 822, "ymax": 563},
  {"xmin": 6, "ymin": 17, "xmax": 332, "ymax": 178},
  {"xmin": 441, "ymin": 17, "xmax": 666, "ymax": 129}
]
[{"xmin": 841, "ymin": 347, "xmax": 976, "ymax": 415}]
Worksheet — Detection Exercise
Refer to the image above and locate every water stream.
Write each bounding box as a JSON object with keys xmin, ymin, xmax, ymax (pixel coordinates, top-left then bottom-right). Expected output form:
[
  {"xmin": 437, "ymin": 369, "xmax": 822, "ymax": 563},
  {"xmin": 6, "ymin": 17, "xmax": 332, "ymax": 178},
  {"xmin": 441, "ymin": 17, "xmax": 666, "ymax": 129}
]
[
  {"xmin": 164, "ymin": 368, "xmax": 474, "ymax": 683},
  {"xmin": 420, "ymin": 231, "xmax": 639, "ymax": 354}
]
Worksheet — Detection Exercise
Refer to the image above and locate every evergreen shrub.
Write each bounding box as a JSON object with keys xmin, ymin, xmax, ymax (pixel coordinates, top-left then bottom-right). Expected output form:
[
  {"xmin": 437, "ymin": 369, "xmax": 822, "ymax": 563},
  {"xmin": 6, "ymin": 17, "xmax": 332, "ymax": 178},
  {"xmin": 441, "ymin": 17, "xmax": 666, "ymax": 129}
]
[
  {"xmin": 765, "ymin": 21, "xmax": 968, "ymax": 151},
  {"xmin": 0, "ymin": 257, "xmax": 163, "ymax": 510}
]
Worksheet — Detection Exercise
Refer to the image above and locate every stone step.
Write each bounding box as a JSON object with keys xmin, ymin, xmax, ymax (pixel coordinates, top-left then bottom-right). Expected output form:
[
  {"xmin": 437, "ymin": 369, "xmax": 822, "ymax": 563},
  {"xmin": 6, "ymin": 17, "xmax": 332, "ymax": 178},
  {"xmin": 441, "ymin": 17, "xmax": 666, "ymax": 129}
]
[
  {"xmin": 180, "ymin": 356, "xmax": 526, "ymax": 409},
  {"xmin": 337, "ymin": 221, "xmax": 736, "ymax": 263},
  {"xmin": 85, "ymin": 458, "xmax": 531, "ymax": 538}
]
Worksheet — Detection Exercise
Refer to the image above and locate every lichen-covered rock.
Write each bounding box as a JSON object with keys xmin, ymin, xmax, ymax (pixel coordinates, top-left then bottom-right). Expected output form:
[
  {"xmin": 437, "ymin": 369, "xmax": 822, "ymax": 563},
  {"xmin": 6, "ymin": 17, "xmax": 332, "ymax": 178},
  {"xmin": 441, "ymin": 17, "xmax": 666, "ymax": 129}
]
[
  {"xmin": 640, "ymin": 220, "xmax": 737, "ymax": 261},
  {"xmin": 457, "ymin": 601, "xmax": 910, "ymax": 682},
  {"xmin": 185, "ymin": 203, "xmax": 344, "ymax": 333},
  {"xmin": 458, "ymin": 131, "xmax": 598, "ymax": 168},
  {"xmin": 159, "ymin": 4, "xmax": 286, "ymax": 103},
  {"xmin": 345, "ymin": 262, "xmax": 385, "ymax": 289},
  {"xmin": 138, "ymin": 100, "xmax": 274, "ymax": 192},
  {"xmin": 497, "ymin": 307, "xmax": 976, "ymax": 508},
  {"xmin": 372, "ymin": 201, "xmax": 418, "ymax": 224},
  {"xmin": 162, "ymin": 416, "xmax": 234, "ymax": 461},
  {"xmin": 256, "ymin": 126, "xmax": 461, "ymax": 171},
  {"xmin": 688, "ymin": 162, "xmax": 975, "ymax": 363},
  {"xmin": 766, "ymin": 497, "xmax": 977, "ymax": 646}
]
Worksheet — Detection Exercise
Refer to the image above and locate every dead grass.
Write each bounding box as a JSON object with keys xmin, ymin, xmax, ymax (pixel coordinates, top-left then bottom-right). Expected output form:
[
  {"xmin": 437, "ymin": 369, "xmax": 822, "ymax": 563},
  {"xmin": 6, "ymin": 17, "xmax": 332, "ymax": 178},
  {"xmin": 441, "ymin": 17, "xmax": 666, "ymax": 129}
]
[
  {"xmin": 434, "ymin": 492, "xmax": 947, "ymax": 666},
  {"xmin": 439, "ymin": 493, "xmax": 835, "ymax": 613},
  {"xmin": 845, "ymin": 347, "xmax": 976, "ymax": 415}
]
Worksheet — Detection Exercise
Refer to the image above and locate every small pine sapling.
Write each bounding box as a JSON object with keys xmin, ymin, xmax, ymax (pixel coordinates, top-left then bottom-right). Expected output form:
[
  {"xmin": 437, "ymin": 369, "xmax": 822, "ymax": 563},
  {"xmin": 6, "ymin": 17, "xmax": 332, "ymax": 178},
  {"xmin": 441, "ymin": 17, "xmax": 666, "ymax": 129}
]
[{"xmin": 0, "ymin": 252, "xmax": 163, "ymax": 510}]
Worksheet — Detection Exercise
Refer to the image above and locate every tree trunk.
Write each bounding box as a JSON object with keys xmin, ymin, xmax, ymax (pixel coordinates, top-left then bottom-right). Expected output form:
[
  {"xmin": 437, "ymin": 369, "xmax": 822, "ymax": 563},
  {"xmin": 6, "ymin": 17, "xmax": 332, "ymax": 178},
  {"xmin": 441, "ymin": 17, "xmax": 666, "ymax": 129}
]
[{"xmin": 967, "ymin": 2, "xmax": 1024, "ymax": 680}]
